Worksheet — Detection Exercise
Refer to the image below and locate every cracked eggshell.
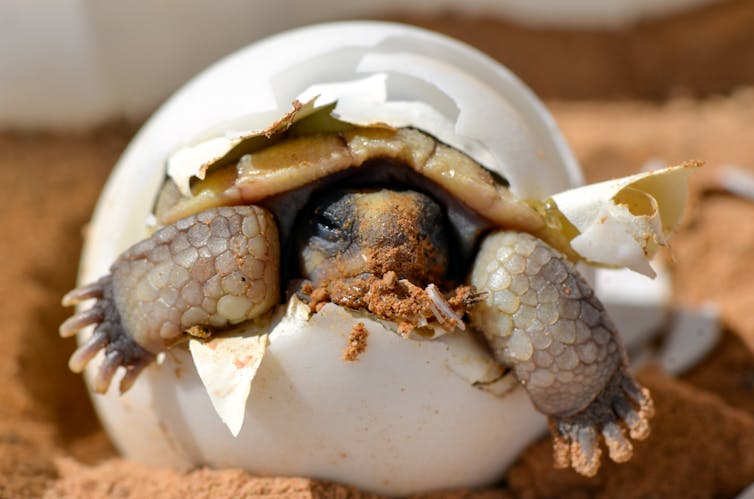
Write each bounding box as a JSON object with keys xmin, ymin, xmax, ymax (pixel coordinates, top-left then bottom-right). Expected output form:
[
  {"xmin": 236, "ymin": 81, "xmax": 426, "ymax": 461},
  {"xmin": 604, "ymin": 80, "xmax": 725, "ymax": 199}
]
[
  {"xmin": 77, "ymin": 22, "xmax": 585, "ymax": 495},
  {"xmin": 552, "ymin": 163, "xmax": 698, "ymax": 277}
]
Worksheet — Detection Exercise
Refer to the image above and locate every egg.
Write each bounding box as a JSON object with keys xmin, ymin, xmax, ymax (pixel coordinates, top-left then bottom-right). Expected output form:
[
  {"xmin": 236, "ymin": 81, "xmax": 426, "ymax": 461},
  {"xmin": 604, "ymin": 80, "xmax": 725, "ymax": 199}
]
[{"xmin": 66, "ymin": 21, "xmax": 694, "ymax": 495}]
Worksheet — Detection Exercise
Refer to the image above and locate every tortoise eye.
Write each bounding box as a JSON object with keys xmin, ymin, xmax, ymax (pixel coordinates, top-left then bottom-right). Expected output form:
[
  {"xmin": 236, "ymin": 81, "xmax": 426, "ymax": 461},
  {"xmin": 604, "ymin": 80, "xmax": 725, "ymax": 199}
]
[
  {"xmin": 313, "ymin": 213, "xmax": 342, "ymax": 241},
  {"xmin": 315, "ymin": 212, "xmax": 338, "ymax": 230}
]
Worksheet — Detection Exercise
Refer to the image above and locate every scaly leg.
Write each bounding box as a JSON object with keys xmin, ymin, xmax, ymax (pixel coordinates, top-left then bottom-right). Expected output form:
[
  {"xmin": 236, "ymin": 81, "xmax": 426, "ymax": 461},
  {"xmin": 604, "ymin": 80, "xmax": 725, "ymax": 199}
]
[
  {"xmin": 61, "ymin": 205, "xmax": 279, "ymax": 394},
  {"xmin": 470, "ymin": 231, "xmax": 654, "ymax": 476}
]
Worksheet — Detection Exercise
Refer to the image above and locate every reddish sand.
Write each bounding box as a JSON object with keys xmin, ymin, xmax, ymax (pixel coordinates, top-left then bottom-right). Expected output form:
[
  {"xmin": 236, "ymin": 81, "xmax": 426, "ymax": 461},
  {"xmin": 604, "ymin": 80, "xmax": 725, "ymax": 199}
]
[{"xmin": 3, "ymin": 2, "xmax": 754, "ymax": 497}]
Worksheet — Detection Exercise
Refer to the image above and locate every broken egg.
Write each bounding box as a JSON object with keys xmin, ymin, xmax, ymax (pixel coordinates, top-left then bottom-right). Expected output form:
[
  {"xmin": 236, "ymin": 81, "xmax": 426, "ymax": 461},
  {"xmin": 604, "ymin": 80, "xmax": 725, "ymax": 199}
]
[{"xmin": 70, "ymin": 22, "xmax": 696, "ymax": 494}]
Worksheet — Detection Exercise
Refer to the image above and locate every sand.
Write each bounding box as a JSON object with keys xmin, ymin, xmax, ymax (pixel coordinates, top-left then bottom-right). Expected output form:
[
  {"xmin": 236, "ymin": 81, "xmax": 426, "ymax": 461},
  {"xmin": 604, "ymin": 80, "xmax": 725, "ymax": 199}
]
[
  {"xmin": 3, "ymin": 2, "xmax": 754, "ymax": 497},
  {"xmin": 394, "ymin": 0, "xmax": 754, "ymax": 100}
]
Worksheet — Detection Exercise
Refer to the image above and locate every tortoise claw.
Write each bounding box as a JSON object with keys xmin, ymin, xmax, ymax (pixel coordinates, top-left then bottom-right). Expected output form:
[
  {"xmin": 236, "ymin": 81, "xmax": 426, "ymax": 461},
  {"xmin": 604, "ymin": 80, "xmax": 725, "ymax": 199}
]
[
  {"xmin": 550, "ymin": 368, "xmax": 654, "ymax": 476},
  {"xmin": 60, "ymin": 305, "xmax": 105, "ymax": 338},
  {"xmin": 551, "ymin": 422, "xmax": 603, "ymax": 477},
  {"xmin": 61, "ymin": 276, "xmax": 107, "ymax": 306},
  {"xmin": 68, "ymin": 329, "xmax": 108, "ymax": 372},
  {"xmin": 61, "ymin": 276, "xmax": 155, "ymax": 394},
  {"xmin": 117, "ymin": 356, "xmax": 153, "ymax": 394}
]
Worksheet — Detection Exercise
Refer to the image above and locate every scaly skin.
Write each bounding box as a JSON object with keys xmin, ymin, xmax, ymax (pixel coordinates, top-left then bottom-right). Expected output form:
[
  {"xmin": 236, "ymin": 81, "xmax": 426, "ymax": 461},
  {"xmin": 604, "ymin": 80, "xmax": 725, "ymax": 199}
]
[
  {"xmin": 61, "ymin": 205, "xmax": 279, "ymax": 393},
  {"xmin": 470, "ymin": 231, "xmax": 654, "ymax": 476}
]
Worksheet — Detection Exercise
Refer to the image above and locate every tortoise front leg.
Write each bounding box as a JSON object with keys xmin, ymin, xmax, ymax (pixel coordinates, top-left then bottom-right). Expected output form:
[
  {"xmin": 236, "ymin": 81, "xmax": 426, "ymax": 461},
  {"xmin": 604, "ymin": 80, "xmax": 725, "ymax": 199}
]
[
  {"xmin": 469, "ymin": 231, "xmax": 654, "ymax": 476},
  {"xmin": 61, "ymin": 206, "xmax": 279, "ymax": 394}
]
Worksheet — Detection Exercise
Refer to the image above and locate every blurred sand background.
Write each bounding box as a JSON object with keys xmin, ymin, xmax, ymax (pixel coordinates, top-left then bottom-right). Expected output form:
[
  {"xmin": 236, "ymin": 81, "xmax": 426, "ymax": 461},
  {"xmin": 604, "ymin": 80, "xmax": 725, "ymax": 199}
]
[{"xmin": 2, "ymin": 0, "xmax": 754, "ymax": 497}]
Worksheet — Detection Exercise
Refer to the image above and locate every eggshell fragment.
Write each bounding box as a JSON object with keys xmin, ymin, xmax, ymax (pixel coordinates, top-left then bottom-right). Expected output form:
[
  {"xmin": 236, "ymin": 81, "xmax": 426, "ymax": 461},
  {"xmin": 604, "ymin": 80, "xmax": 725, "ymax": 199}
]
[
  {"xmin": 551, "ymin": 163, "xmax": 699, "ymax": 276},
  {"xmin": 658, "ymin": 304, "xmax": 720, "ymax": 375},
  {"xmin": 716, "ymin": 165, "xmax": 754, "ymax": 201},
  {"xmin": 595, "ymin": 260, "xmax": 672, "ymax": 351},
  {"xmin": 167, "ymin": 99, "xmax": 322, "ymax": 197},
  {"xmin": 189, "ymin": 333, "xmax": 268, "ymax": 437}
]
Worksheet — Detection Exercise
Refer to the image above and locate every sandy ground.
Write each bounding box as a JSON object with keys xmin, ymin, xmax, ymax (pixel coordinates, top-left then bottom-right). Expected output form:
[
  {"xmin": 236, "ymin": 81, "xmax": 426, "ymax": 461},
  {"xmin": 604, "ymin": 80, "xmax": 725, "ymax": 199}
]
[
  {"xmin": 394, "ymin": 0, "xmax": 754, "ymax": 100},
  {"xmin": 3, "ymin": 2, "xmax": 754, "ymax": 498}
]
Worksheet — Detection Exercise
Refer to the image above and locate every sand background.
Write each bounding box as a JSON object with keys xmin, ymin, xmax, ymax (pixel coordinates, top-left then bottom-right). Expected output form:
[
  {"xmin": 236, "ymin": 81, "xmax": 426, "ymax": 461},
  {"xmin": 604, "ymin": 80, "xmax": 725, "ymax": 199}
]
[{"xmin": 2, "ymin": 1, "xmax": 754, "ymax": 497}]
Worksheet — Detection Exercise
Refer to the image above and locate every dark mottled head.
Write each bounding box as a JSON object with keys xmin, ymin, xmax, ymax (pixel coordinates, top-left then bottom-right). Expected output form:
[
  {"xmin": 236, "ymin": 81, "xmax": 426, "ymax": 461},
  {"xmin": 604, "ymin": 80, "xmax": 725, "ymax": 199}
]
[{"xmin": 297, "ymin": 189, "xmax": 449, "ymax": 286}]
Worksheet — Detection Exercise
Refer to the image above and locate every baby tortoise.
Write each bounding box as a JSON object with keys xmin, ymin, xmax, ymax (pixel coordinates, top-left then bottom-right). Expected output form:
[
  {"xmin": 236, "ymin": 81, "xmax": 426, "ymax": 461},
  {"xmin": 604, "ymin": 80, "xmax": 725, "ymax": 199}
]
[{"xmin": 61, "ymin": 126, "xmax": 653, "ymax": 476}]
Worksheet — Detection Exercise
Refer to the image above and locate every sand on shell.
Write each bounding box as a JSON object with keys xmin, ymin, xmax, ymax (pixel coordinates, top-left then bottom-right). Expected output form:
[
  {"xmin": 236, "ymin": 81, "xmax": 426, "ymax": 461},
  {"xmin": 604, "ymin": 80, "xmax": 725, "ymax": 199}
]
[{"xmin": 4, "ymin": 2, "xmax": 754, "ymax": 497}]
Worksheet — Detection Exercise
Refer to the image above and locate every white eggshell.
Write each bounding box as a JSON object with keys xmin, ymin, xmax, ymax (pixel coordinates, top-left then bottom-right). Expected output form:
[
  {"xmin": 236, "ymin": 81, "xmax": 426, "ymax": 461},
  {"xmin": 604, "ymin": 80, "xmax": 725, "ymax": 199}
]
[
  {"xmin": 552, "ymin": 164, "xmax": 697, "ymax": 276},
  {"xmin": 169, "ymin": 302, "xmax": 543, "ymax": 493},
  {"xmin": 76, "ymin": 22, "xmax": 599, "ymax": 495}
]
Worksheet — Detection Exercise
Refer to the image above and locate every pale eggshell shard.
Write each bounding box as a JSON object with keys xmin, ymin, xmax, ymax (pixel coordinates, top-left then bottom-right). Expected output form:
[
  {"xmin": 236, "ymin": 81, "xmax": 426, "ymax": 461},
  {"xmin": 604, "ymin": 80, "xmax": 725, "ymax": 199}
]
[
  {"xmin": 716, "ymin": 165, "xmax": 754, "ymax": 202},
  {"xmin": 189, "ymin": 333, "xmax": 268, "ymax": 437},
  {"xmin": 658, "ymin": 303, "xmax": 720, "ymax": 376},
  {"xmin": 168, "ymin": 136, "xmax": 235, "ymax": 196},
  {"xmin": 736, "ymin": 476, "xmax": 754, "ymax": 499},
  {"xmin": 595, "ymin": 259, "xmax": 673, "ymax": 352},
  {"xmin": 166, "ymin": 99, "xmax": 321, "ymax": 197},
  {"xmin": 551, "ymin": 163, "xmax": 698, "ymax": 276},
  {"xmin": 434, "ymin": 328, "xmax": 507, "ymax": 386}
]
